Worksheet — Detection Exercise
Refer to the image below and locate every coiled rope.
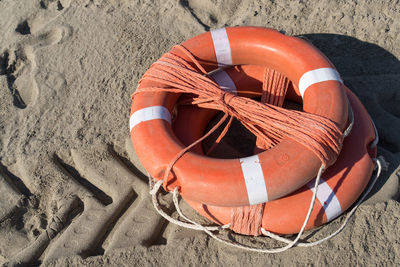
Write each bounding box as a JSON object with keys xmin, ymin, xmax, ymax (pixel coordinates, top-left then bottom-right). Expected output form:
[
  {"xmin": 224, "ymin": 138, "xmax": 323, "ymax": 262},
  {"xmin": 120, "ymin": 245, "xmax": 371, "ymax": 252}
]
[{"xmin": 133, "ymin": 45, "xmax": 344, "ymax": 190}]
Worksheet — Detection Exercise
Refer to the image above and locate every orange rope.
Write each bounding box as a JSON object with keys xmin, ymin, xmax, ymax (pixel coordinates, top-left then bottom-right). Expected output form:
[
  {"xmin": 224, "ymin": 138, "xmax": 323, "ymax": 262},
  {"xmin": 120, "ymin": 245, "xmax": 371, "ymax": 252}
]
[
  {"xmin": 133, "ymin": 45, "xmax": 344, "ymax": 189},
  {"xmin": 231, "ymin": 67, "xmax": 291, "ymax": 236},
  {"xmin": 206, "ymin": 115, "xmax": 233, "ymax": 156}
]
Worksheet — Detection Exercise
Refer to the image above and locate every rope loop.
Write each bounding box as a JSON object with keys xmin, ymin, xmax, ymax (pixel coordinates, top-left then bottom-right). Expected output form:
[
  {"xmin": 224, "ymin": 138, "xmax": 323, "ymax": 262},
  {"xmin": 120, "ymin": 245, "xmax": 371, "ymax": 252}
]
[{"xmin": 147, "ymin": 158, "xmax": 383, "ymax": 253}]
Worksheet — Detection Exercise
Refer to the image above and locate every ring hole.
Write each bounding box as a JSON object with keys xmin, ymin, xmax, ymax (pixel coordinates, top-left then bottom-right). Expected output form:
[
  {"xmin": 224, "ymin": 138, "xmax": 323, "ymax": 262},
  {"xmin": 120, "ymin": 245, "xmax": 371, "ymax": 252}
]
[
  {"xmin": 172, "ymin": 65, "xmax": 303, "ymax": 159},
  {"xmin": 203, "ymin": 112, "xmax": 256, "ymax": 158},
  {"xmin": 202, "ymin": 99, "xmax": 302, "ymax": 159}
]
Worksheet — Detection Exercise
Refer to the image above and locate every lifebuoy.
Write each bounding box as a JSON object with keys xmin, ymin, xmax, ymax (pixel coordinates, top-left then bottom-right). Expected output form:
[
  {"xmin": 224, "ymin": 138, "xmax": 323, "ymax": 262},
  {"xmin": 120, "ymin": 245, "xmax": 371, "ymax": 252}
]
[
  {"xmin": 130, "ymin": 27, "xmax": 349, "ymax": 207},
  {"xmin": 173, "ymin": 66, "xmax": 377, "ymax": 235}
]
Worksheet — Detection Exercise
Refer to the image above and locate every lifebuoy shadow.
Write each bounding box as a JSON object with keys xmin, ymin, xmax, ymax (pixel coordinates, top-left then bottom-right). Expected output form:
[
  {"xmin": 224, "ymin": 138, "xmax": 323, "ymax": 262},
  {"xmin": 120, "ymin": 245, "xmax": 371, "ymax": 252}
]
[{"xmin": 301, "ymin": 33, "xmax": 400, "ymax": 206}]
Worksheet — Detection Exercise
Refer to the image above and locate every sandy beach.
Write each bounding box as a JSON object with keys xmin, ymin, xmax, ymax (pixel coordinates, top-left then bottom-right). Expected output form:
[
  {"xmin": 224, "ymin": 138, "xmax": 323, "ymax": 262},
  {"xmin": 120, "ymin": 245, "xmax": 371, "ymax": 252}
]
[{"xmin": 0, "ymin": 0, "xmax": 399, "ymax": 266}]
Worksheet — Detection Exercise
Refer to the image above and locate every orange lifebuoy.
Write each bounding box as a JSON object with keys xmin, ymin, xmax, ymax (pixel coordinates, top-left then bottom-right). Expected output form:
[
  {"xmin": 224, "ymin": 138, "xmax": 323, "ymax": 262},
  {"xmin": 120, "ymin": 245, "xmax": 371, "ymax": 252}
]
[
  {"xmin": 130, "ymin": 27, "xmax": 349, "ymax": 207},
  {"xmin": 173, "ymin": 66, "xmax": 377, "ymax": 235}
]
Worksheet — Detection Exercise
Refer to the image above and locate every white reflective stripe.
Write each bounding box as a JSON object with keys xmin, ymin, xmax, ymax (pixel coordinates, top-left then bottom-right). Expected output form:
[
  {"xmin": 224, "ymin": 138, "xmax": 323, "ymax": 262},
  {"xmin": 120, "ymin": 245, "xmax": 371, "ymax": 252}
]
[
  {"xmin": 307, "ymin": 177, "xmax": 342, "ymax": 221},
  {"xmin": 240, "ymin": 155, "xmax": 268, "ymax": 205},
  {"xmin": 211, "ymin": 28, "xmax": 232, "ymax": 67},
  {"xmin": 298, "ymin": 68, "xmax": 343, "ymax": 98},
  {"xmin": 129, "ymin": 106, "xmax": 171, "ymax": 131},
  {"xmin": 210, "ymin": 70, "xmax": 237, "ymax": 94}
]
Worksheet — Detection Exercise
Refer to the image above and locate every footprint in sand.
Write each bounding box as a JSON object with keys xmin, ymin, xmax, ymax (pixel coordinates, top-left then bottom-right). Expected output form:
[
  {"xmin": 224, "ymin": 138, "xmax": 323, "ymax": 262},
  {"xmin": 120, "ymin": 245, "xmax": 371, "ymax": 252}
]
[
  {"xmin": 0, "ymin": 0, "xmax": 71, "ymax": 109},
  {"xmin": 178, "ymin": 0, "xmax": 248, "ymax": 30}
]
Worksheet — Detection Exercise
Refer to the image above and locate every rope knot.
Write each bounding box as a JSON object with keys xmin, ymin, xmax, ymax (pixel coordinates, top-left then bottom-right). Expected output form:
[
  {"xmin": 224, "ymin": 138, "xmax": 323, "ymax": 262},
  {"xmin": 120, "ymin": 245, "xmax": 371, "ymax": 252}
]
[{"xmin": 220, "ymin": 91, "xmax": 236, "ymax": 112}]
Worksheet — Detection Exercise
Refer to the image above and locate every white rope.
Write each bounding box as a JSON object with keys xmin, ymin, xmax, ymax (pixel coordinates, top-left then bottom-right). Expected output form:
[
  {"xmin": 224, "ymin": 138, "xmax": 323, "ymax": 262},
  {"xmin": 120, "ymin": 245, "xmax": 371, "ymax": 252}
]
[
  {"xmin": 343, "ymin": 102, "xmax": 354, "ymax": 138},
  {"xmin": 370, "ymin": 119, "xmax": 379, "ymax": 148},
  {"xmin": 149, "ymin": 164, "xmax": 325, "ymax": 253},
  {"xmin": 148, "ymin": 172, "xmax": 229, "ymax": 231},
  {"xmin": 172, "ymin": 166, "xmax": 327, "ymax": 253},
  {"xmin": 148, "ymin": 158, "xmax": 383, "ymax": 252},
  {"xmin": 261, "ymin": 158, "xmax": 382, "ymax": 246}
]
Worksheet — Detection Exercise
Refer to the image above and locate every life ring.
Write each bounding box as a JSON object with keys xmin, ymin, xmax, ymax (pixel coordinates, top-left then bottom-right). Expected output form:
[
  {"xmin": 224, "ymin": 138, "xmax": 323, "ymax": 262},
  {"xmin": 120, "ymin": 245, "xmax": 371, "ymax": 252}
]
[
  {"xmin": 130, "ymin": 27, "xmax": 349, "ymax": 207},
  {"xmin": 173, "ymin": 66, "xmax": 377, "ymax": 235}
]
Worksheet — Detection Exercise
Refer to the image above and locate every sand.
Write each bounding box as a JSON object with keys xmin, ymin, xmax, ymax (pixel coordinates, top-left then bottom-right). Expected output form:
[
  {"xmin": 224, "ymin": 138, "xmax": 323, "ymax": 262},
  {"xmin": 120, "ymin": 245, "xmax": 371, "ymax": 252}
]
[{"xmin": 0, "ymin": 0, "xmax": 399, "ymax": 266}]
